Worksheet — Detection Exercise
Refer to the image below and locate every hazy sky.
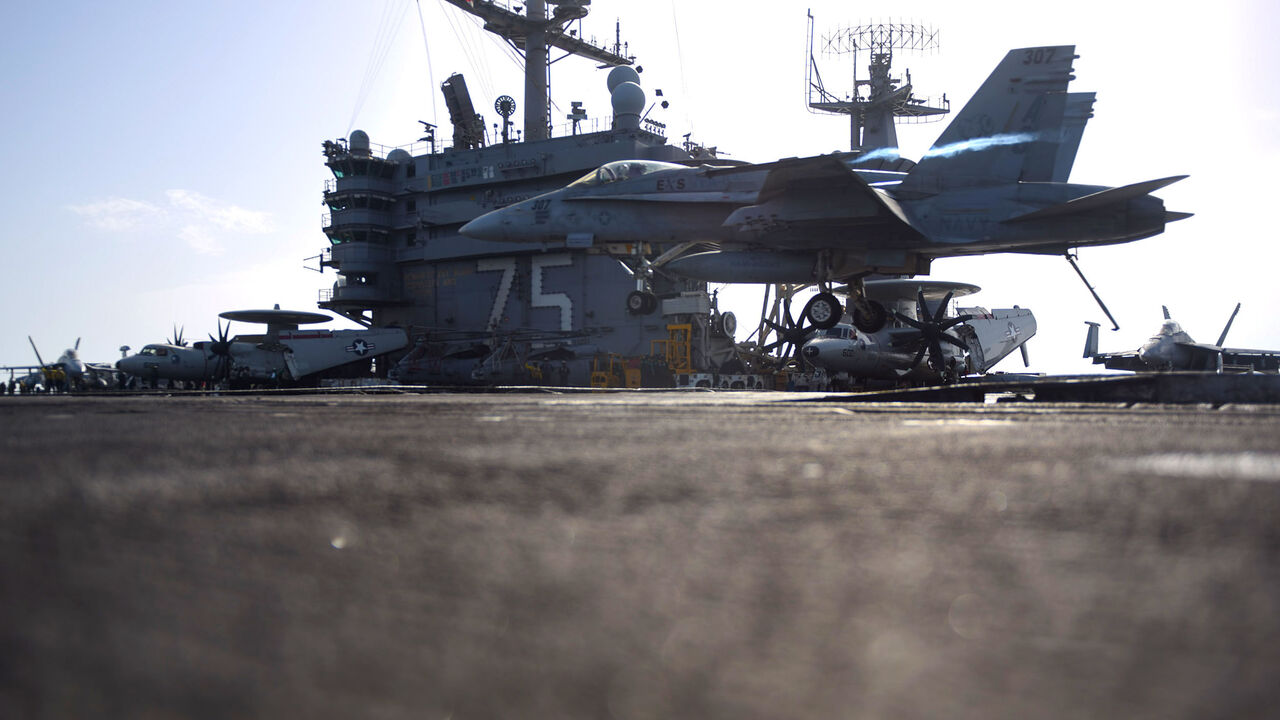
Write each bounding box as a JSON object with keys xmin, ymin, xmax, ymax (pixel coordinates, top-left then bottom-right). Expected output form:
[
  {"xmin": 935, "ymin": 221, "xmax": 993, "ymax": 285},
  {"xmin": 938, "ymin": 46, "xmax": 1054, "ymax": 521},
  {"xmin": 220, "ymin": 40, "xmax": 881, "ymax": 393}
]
[{"xmin": 4, "ymin": 0, "xmax": 1278, "ymax": 375}]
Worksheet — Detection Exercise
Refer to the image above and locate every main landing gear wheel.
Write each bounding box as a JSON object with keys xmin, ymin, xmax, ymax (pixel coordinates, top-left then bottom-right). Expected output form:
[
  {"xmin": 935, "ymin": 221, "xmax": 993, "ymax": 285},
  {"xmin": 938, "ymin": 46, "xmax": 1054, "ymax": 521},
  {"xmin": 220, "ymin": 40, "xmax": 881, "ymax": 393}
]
[
  {"xmin": 626, "ymin": 290, "xmax": 657, "ymax": 315},
  {"xmin": 852, "ymin": 299, "xmax": 887, "ymax": 333},
  {"xmin": 802, "ymin": 292, "xmax": 842, "ymax": 330}
]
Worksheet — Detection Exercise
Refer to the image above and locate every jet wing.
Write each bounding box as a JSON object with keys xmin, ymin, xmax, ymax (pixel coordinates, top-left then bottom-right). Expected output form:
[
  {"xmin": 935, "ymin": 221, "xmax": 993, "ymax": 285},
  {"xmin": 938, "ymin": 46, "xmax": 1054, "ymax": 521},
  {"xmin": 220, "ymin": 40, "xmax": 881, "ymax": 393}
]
[
  {"xmin": 1178, "ymin": 343, "xmax": 1280, "ymax": 373},
  {"xmin": 1089, "ymin": 351, "xmax": 1148, "ymax": 372},
  {"xmin": 721, "ymin": 155, "xmax": 925, "ymax": 243},
  {"xmin": 1218, "ymin": 349, "xmax": 1280, "ymax": 372}
]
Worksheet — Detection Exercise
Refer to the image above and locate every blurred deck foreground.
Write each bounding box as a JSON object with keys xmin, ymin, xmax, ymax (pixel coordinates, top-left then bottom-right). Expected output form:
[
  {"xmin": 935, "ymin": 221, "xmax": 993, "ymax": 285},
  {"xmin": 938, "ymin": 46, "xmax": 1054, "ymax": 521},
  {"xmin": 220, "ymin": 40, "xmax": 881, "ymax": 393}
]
[{"xmin": 2, "ymin": 393, "xmax": 1278, "ymax": 718}]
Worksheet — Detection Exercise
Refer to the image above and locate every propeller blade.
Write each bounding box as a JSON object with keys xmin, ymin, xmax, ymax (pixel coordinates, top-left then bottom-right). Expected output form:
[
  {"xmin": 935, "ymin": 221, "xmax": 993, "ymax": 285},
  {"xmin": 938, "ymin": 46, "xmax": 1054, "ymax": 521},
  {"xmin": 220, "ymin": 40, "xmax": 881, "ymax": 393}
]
[
  {"xmin": 937, "ymin": 332, "xmax": 968, "ymax": 351},
  {"xmin": 892, "ymin": 312, "xmax": 927, "ymax": 331},
  {"xmin": 934, "ymin": 291, "xmax": 954, "ymax": 323},
  {"xmin": 928, "ymin": 338, "xmax": 947, "ymax": 372},
  {"xmin": 1021, "ymin": 343, "xmax": 1031, "ymax": 368},
  {"xmin": 911, "ymin": 344, "xmax": 928, "ymax": 368},
  {"xmin": 936, "ymin": 314, "xmax": 974, "ymax": 331}
]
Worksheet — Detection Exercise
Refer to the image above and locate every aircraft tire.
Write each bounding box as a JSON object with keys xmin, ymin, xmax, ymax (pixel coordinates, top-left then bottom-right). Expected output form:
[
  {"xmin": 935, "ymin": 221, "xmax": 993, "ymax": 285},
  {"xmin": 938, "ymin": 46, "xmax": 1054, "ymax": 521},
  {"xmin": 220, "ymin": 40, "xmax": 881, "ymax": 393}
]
[
  {"xmin": 627, "ymin": 290, "xmax": 657, "ymax": 315},
  {"xmin": 803, "ymin": 293, "xmax": 842, "ymax": 330},
  {"xmin": 852, "ymin": 299, "xmax": 888, "ymax": 333}
]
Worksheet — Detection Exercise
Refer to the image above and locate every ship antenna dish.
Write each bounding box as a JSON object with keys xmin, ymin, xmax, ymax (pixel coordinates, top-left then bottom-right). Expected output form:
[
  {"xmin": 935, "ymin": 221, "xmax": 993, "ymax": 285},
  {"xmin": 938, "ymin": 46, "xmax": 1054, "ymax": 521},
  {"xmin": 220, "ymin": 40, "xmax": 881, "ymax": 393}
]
[{"xmin": 806, "ymin": 13, "xmax": 950, "ymax": 162}]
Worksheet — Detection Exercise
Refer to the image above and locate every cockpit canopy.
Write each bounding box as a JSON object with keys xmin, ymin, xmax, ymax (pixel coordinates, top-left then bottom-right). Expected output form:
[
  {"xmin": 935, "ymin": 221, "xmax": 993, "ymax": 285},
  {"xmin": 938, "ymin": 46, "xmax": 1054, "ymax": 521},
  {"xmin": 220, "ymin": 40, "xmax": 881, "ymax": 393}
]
[
  {"xmin": 139, "ymin": 345, "xmax": 170, "ymax": 357},
  {"xmin": 819, "ymin": 325, "xmax": 855, "ymax": 340},
  {"xmin": 568, "ymin": 160, "xmax": 685, "ymax": 188}
]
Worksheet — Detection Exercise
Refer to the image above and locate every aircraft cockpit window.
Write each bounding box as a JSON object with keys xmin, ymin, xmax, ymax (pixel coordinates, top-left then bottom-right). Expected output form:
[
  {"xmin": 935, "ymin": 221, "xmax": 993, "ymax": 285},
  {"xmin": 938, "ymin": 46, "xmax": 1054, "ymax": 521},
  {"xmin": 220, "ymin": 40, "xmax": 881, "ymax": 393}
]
[
  {"xmin": 140, "ymin": 346, "xmax": 168, "ymax": 357},
  {"xmin": 568, "ymin": 160, "xmax": 685, "ymax": 187}
]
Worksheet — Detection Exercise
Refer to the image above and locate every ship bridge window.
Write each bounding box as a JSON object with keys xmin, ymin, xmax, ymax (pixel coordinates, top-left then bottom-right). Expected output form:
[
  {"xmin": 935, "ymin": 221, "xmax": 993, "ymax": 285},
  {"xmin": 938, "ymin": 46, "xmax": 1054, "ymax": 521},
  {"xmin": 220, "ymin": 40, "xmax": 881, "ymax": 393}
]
[{"xmin": 568, "ymin": 160, "xmax": 685, "ymax": 187}]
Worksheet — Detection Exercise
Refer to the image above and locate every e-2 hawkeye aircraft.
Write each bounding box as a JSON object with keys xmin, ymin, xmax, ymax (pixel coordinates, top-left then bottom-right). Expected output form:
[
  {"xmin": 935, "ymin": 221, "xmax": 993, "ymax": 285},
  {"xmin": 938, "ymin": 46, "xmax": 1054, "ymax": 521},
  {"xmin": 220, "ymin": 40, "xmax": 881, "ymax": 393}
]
[
  {"xmin": 799, "ymin": 279, "xmax": 1036, "ymax": 387},
  {"xmin": 1085, "ymin": 304, "xmax": 1280, "ymax": 373},
  {"xmin": 117, "ymin": 307, "xmax": 407, "ymax": 388},
  {"xmin": 460, "ymin": 44, "xmax": 1189, "ymax": 333}
]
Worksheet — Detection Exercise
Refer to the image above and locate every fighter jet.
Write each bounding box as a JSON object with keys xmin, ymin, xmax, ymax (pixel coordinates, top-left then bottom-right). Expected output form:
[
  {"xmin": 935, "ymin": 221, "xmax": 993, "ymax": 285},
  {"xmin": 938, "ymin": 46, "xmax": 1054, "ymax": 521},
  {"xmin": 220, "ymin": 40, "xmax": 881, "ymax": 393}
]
[
  {"xmin": 460, "ymin": 45, "xmax": 1189, "ymax": 332},
  {"xmin": 1085, "ymin": 304, "xmax": 1280, "ymax": 373},
  {"xmin": 2, "ymin": 337, "xmax": 118, "ymax": 392},
  {"xmin": 800, "ymin": 279, "xmax": 1036, "ymax": 386},
  {"xmin": 117, "ymin": 308, "xmax": 408, "ymax": 388}
]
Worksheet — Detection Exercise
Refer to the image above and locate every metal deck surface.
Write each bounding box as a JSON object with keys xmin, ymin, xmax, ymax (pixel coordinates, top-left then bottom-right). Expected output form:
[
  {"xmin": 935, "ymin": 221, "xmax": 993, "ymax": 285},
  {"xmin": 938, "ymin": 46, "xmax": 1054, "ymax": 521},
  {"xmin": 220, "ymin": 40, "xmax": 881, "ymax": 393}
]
[{"xmin": 2, "ymin": 393, "xmax": 1278, "ymax": 718}]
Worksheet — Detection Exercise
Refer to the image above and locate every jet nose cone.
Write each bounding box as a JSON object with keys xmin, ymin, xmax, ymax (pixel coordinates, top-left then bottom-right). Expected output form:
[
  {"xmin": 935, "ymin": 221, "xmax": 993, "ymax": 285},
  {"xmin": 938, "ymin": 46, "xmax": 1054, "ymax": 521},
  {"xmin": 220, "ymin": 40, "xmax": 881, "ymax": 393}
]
[{"xmin": 459, "ymin": 209, "xmax": 509, "ymax": 241}]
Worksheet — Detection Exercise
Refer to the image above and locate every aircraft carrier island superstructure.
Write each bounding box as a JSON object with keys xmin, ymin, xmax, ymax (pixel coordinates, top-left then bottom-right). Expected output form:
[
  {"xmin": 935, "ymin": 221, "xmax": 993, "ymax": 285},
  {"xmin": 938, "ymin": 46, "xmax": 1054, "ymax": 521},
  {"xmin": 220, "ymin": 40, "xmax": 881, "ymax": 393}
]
[{"xmin": 316, "ymin": 0, "xmax": 743, "ymax": 388}]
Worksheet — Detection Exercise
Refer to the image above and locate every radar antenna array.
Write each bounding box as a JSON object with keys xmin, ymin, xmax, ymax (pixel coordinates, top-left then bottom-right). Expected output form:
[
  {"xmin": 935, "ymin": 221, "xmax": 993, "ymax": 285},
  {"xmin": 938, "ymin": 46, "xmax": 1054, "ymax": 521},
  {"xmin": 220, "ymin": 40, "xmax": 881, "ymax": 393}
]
[
  {"xmin": 495, "ymin": 95, "xmax": 517, "ymax": 143},
  {"xmin": 806, "ymin": 14, "xmax": 950, "ymax": 160}
]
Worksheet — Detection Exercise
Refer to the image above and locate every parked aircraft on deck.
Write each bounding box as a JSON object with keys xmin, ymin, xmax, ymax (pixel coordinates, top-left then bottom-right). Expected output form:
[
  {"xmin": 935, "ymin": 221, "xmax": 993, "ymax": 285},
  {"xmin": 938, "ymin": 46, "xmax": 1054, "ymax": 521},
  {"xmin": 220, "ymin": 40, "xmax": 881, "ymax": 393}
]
[
  {"xmin": 2, "ymin": 337, "xmax": 117, "ymax": 392},
  {"xmin": 1085, "ymin": 304, "xmax": 1280, "ymax": 373},
  {"xmin": 117, "ymin": 308, "xmax": 407, "ymax": 388},
  {"xmin": 800, "ymin": 279, "xmax": 1035, "ymax": 386}
]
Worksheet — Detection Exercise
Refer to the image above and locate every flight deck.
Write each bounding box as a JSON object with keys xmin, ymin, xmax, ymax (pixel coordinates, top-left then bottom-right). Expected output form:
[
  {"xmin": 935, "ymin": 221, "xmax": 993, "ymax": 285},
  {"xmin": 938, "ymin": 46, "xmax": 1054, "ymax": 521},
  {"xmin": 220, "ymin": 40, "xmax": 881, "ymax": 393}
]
[{"xmin": 2, "ymin": 393, "xmax": 1277, "ymax": 718}]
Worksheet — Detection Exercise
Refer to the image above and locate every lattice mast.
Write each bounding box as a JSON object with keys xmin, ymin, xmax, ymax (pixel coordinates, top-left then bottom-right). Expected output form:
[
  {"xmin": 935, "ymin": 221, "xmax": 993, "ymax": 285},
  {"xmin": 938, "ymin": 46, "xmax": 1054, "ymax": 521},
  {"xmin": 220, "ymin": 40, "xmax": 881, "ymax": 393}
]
[
  {"xmin": 443, "ymin": 0, "xmax": 634, "ymax": 142},
  {"xmin": 806, "ymin": 13, "xmax": 949, "ymax": 158}
]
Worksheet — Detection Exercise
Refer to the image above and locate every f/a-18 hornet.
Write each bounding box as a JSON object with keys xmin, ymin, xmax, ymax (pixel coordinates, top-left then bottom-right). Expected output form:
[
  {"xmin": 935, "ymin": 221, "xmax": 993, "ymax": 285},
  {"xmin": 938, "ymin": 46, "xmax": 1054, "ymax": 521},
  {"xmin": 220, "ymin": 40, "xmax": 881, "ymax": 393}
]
[
  {"xmin": 461, "ymin": 45, "xmax": 1189, "ymax": 333},
  {"xmin": 2, "ymin": 337, "xmax": 117, "ymax": 391}
]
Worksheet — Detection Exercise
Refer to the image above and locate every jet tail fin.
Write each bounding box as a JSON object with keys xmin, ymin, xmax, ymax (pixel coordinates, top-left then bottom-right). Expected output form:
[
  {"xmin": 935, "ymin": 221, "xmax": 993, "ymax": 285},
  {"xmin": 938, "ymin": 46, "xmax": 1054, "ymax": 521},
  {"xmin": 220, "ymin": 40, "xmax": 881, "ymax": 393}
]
[
  {"xmin": 1215, "ymin": 302, "xmax": 1242, "ymax": 347},
  {"xmin": 1048, "ymin": 92, "xmax": 1096, "ymax": 183},
  {"xmin": 1083, "ymin": 321, "xmax": 1101, "ymax": 358},
  {"xmin": 897, "ymin": 45, "xmax": 1076, "ymax": 194}
]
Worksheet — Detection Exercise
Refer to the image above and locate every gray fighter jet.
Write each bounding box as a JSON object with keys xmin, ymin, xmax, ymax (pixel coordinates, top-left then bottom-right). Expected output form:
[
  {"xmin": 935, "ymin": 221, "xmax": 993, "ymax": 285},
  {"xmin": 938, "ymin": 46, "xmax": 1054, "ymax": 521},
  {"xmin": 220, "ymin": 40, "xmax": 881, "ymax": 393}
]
[
  {"xmin": 2, "ymin": 337, "xmax": 118, "ymax": 392},
  {"xmin": 1085, "ymin": 304, "xmax": 1280, "ymax": 373},
  {"xmin": 461, "ymin": 45, "xmax": 1189, "ymax": 332}
]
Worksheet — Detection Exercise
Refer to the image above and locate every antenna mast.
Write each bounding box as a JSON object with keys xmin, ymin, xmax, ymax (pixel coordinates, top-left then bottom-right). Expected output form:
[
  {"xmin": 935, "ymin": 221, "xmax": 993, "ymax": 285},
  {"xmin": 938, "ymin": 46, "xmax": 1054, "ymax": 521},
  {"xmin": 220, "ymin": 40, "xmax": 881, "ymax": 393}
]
[
  {"xmin": 807, "ymin": 15, "xmax": 949, "ymax": 160},
  {"xmin": 443, "ymin": 0, "xmax": 635, "ymax": 142}
]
